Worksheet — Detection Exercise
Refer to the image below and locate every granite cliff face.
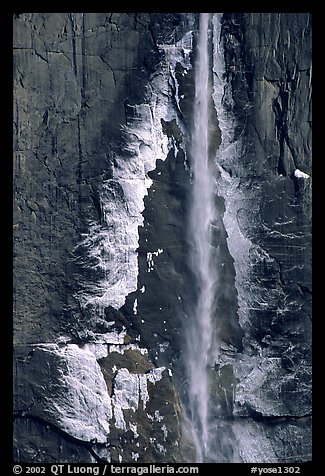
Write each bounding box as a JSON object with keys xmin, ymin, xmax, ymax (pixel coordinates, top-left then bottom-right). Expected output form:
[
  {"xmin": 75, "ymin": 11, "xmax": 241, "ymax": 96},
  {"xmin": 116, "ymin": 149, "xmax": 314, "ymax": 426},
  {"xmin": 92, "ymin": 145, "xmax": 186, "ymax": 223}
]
[{"xmin": 13, "ymin": 12, "xmax": 311, "ymax": 463}]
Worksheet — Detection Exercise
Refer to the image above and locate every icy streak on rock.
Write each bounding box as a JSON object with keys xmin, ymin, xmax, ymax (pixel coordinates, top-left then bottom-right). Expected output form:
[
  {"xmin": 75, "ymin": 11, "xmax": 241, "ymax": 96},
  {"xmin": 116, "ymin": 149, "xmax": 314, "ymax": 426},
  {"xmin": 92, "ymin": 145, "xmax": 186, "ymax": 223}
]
[
  {"xmin": 112, "ymin": 367, "xmax": 166, "ymax": 430},
  {"xmin": 31, "ymin": 344, "xmax": 113, "ymax": 443},
  {"xmin": 139, "ymin": 374, "xmax": 150, "ymax": 410},
  {"xmin": 24, "ymin": 343, "xmax": 166, "ymax": 443},
  {"xmin": 212, "ymin": 13, "xmax": 252, "ymax": 327},
  {"xmin": 232, "ymin": 356, "xmax": 311, "ymax": 418},
  {"xmin": 74, "ymin": 33, "xmax": 193, "ymax": 313}
]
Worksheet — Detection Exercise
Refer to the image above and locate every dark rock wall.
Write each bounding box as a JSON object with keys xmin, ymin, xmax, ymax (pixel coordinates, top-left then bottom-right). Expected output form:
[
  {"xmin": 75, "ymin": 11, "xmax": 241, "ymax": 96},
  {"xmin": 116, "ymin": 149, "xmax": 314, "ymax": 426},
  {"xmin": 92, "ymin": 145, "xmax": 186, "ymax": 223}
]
[{"xmin": 13, "ymin": 12, "xmax": 311, "ymax": 463}]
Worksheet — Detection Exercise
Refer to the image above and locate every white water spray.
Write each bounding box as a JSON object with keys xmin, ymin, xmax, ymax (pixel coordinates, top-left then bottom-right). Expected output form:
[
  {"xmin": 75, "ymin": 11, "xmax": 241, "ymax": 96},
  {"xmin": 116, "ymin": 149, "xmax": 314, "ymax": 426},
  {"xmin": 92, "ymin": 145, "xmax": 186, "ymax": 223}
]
[{"xmin": 185, "ymin": 12, "xmax": 218, "ymax": 462}]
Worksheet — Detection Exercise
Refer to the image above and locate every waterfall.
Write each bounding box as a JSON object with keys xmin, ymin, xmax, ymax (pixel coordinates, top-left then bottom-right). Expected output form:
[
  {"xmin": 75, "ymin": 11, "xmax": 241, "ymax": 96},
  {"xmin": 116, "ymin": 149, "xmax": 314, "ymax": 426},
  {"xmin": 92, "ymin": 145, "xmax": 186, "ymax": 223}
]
[{"xmin": 185, "ymin": 12, "xmax": 218, "ymax": 462}]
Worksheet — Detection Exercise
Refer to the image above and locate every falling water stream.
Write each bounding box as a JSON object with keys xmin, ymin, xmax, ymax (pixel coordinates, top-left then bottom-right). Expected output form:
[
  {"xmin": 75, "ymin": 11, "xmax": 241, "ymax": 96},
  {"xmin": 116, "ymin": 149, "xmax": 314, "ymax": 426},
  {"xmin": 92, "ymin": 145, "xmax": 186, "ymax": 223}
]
[{"xmin": 185, "ymin": 12, "xmax": 218, "ymax": 462}]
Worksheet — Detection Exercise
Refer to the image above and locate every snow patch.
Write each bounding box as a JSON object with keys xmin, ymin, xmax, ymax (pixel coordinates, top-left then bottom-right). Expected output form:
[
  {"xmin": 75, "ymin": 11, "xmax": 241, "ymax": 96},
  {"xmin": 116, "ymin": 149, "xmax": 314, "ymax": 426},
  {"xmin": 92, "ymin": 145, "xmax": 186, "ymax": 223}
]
[
  {"xmin": 294, "ymin": 168, "xmax": 310, "ymax": 179},
  {"xmin": 156, "ymin": 443, "xmax": 167, "ymax": 455},
  {"xmin": 147, "ymin": 249, "xmax": 163, "ymax": 273},
  {"xmin": 158, "ymin": 342, "xmax": 169, "ymax": 353},
  {"xmin": 129, "ymin": 422, "xmax": 139, "ymax": 439},
  {"xmin": 147, "ymin": 367, "xmax": 165, "ymax": 384},
  {"xmin": 113, "ymin": 368, "xmax": 140, "ymax": 413},
  {"xmin": 109, "ymin": 343, "xmax": 148, "ymax": 355},
  {"xmin": 147, "ymin": 410, "xmax": 164, "ymax": 422},
  {"xmin": 147, "ymin": 252, "xmax": 155, "ymax": 273},
  {"xmin": 161, "ymin": 424, "xmax": 168, "ymax": 440}
]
